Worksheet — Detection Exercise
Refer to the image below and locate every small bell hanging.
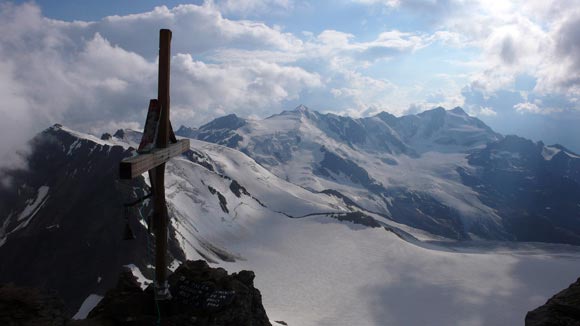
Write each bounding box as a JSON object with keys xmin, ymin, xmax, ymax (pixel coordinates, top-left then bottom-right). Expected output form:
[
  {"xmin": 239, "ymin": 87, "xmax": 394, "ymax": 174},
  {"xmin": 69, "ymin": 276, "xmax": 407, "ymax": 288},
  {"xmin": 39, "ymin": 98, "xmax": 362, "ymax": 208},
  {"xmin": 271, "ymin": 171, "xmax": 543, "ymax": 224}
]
[{"xmin": 123, "ymin": 206, "xmax": 136, "ymax": 240}]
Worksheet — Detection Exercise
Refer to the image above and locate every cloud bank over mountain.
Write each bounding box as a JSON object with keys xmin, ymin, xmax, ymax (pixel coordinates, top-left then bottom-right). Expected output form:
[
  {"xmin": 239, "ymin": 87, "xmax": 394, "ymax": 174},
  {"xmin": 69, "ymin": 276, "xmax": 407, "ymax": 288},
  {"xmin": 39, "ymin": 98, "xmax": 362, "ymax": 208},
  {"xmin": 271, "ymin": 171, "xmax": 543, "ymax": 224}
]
[{"xmin": 1, "ymin": 1, "xmax": 579, "ymax": 168}]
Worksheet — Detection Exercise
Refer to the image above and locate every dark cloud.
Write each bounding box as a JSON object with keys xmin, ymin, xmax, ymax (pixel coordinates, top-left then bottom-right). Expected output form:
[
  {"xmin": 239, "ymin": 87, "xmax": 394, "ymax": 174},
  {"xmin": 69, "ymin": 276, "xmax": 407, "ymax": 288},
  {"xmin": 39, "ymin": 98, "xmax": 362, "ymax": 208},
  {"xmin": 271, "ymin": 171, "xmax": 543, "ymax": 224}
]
[
  {"xmin": 398, "ymin": 0, "xmax": 466, "ymax": 25},
  {"xmin": 358, "ymin": 45, "xmax": 402, "ymax": 61},
  {"xmin": 500, "ymin": 35, "xmax": 516, "ymax": 65},
  {"xmin": 556, "ymin": 14, "xmax": 580, "ymax": 66},
  {"xmin": 554, "ymin": 14, "xmax": 580, "ymax": 87}
]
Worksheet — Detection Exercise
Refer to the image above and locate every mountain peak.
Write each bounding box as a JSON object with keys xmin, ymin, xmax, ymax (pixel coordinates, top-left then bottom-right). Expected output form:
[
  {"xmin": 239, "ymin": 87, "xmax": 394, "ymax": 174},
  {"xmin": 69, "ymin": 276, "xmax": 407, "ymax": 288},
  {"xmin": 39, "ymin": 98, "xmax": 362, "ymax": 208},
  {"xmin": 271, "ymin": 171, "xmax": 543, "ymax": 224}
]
[
  {"xmin": 418, "ymin": 106, "xmax": 446, "ymax": 117},
  {"xmin": 200, "ymin": 113, "xmax": 246, "ymax": 131},
  {"xmin": 113, "ymin": 129, "xmax": 125, "ymax": 139},
  {"xmin": 294, "ymin": 104, "xmax": 310, "ymax": 113},
  {"xmin": 376, "ymin": 111, "xmax": 396, "ymax": 119},
  {"xmin": 418, "ymin": 106, "xmax": 471, "ymax": 118},
  {"xmin": 276, "ymin": 104, "xmax": 318, "ymax": 120},
  {"xmin": 375, "ymin": 111, "xmax": 398, "ymax": 125},
  {"xmin": 176, "ymin": 125, "xmax": 197, "ymax": 138},
  {"xmin": 450, "ymin": 107, "xmax": 468, "ymax": 116}
]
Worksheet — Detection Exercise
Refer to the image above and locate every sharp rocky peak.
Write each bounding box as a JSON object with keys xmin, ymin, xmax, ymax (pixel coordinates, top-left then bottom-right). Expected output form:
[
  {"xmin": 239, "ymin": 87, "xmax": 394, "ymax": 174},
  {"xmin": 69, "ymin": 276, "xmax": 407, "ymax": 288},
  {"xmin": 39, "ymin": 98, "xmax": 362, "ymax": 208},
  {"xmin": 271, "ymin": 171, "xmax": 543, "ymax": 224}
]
[
  {"xmin": 417, "ymin": 106, "xmax": 446, "ymax": 117},
  {"xmin": 450, "ymin": 106, "xmax": 468, "ymax": 115},
  {"xmin": 375, "ymin": 111, "xmax": 396, "ymax": 119},
  {"xmin": 294, "ymin": 104, "xmax": 310, "ymax": 113},
  {"xmin": 200, "ymin": 113, "xmax": 246, "ymax": 131},
  {"xmin": 275, "ymin": 104, "xmax": 319, "ymax": 121},
  {"xmin": 416, "ymin": 106, "xmax": 471, "ymax": 117}
]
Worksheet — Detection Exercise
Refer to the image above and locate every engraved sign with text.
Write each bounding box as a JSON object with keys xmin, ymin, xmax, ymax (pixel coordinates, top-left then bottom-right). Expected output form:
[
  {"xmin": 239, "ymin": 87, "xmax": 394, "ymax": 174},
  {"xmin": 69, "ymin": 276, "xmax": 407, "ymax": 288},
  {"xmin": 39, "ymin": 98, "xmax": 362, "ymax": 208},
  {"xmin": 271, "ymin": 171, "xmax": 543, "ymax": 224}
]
[{"xmin": 175, "ymin": 276, "xmax": 236, "ymax": 310}]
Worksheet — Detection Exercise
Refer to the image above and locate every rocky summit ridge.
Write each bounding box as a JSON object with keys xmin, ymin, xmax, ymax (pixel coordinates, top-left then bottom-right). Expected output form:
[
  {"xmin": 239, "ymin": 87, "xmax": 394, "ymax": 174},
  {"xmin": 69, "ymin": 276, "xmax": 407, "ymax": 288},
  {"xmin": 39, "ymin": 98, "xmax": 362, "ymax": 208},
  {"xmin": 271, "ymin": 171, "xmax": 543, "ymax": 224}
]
[{"xmin": 0, "ymin": 260, "xmax": 272, "ymax": 326}]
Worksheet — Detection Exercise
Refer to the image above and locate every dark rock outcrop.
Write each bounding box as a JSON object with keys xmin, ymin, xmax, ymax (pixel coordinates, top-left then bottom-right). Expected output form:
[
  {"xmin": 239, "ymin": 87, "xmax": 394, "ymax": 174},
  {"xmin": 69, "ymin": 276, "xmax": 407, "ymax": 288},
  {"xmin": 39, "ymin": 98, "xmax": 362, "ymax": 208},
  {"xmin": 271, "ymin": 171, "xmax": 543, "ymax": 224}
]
[
  {"xmin": 229, "ymin": 180, "xmax": 250, "ymax": 198},
  {"xmin": 113, "ymin": 129, "xmax": 125, "ymax": 139},
  {"xmin": 526, "ymin": 277, "xmax": 580, "ymax": 325},
  {"xmin": 329, "ymin": 211, "xmax": 381, "ymax": 228},
  {"xmin": 0, "ymin": 261, "xmax": 271, "ymax": 325},
  {"xmin": 0, "ymin": 125, "xmax": 177, "ymax": 314},
  {"xmin": 462, "ymin": 136, "xmax": 580, "ymax": 245},
  {"xmin": 0, "ymin": 284, "xmax": 68, "ymax": 326},
  {"xmin": 84, "ymin": 260, "xmax": 271, "ymax": 326}
]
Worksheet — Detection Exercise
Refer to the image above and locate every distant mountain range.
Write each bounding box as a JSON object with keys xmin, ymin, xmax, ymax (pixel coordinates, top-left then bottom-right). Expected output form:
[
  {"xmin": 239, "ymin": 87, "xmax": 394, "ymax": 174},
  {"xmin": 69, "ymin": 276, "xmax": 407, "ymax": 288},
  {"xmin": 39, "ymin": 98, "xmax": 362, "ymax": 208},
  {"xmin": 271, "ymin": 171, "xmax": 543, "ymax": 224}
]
[
  {"xmin": 1, "ymin": 106, "xmax": 580, "ymax": 321},
  {"xmin": 176, "ymin": 105, "xmax": 580, "ymax": 244}
]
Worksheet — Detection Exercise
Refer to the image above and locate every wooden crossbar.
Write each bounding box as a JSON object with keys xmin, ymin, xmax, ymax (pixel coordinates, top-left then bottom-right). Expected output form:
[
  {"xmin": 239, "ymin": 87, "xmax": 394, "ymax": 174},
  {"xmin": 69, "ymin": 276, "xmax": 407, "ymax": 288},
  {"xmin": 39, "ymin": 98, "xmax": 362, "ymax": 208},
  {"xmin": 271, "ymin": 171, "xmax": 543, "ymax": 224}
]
[{"xmin": 119, "ymin": 139, "xmax": 189, "ymax": 179}]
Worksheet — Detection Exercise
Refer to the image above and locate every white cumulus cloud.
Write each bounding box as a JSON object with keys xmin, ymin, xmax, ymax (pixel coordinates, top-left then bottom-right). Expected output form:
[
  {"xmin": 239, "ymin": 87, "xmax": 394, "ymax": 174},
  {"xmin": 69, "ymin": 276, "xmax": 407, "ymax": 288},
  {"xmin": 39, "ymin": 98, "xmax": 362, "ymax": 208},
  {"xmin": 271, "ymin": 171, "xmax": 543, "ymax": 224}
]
[{"xmin": 0, "ymin": 2, "xmax": 320, "ymax": 169}]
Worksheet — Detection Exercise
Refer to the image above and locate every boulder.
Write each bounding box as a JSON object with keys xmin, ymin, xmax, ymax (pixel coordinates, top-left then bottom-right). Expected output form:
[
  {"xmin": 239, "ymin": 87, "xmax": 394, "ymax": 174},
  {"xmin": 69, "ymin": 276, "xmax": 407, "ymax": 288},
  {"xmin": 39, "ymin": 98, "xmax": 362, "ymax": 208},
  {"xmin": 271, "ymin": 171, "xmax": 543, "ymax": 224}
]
[
  {"xmin": 84, "ymin": 260, "xmax": 271, "ymax": 326},
  {"xmin": 0, "ymin": 284, "xmax": 67, "ymax": 326},
  {"xmin": 526, "ymin": 277, "xmax": 580, "ymax": 325}
]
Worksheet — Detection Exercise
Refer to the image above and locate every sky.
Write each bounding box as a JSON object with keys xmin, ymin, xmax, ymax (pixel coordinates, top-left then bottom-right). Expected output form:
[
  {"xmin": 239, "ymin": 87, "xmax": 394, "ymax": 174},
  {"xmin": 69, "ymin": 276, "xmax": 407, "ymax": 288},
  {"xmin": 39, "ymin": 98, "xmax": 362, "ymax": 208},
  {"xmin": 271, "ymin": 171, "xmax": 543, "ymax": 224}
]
[{"xmin": 1, "ymin": 0, "xmax": 580, "ymax": 168}]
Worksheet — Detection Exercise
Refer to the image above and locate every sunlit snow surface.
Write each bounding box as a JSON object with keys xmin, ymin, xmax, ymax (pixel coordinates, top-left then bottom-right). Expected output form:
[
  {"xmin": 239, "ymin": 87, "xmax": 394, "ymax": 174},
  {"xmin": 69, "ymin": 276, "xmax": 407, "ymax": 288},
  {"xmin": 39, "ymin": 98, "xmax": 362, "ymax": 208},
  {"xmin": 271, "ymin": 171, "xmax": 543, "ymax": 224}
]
[
  {"xmin": 124, "ymin": 264, "xmax": 152, "ymax": 290},
  {"xmin": 48, "ymin": 127, "xmax": 580, "ymax": 325},
  {"xmin": 72, "ymin": 294, "xmax": 103, "ymax": 320},
  {"xmin": 162, "ymin": 140, "xmax": 580, "ymax": 326},
  {"xmin": 0, "ymin": 185, "xmax": 50, "ymax": 247},
  {"xmin": 225, "ymin": 220, "xmax": 580, "ymax": 326}
]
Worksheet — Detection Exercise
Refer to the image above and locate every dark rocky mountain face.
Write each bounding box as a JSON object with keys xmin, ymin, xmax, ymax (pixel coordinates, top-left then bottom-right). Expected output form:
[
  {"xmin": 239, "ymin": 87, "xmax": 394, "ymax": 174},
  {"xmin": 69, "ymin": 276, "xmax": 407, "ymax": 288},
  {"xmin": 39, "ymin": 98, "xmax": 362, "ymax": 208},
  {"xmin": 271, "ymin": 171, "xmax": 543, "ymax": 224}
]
[
  {"xmin": 460, "ymin": 135, "xmax": 580, "ymax": 244},
  {"xmin": 201, "ymin": 113, "xmax": 247, "ymax": 131},
  {"xmin": 0, "ymin": 284, "xmax": 68, "ymax": 326},
  {"xmin": 176, "ymin": 105, "xmax": 580, "ymax": 244},
  {"xmin": 526, "ymin": 277, "xmax": 580, "ymax": 326},
  {"xmin": 177, "ymin": 114, "xmax": 246, "ymax": 148},
  {"xmin": 82, "ymin": 260, "xmax": 271, "ymax": 326},
  {"xmin": 545, "ymin": 145, "xmax": 580, "ymax": 185},
  {"xmin": 0, "ymin": 126, "xmax": 185, "ymax": 314},
  {"xmin": 175, "ymin": 125, "xmax": 196, "ymax": 138},
  {"xmin": 0, "ymin": 260, "xmax": 272, "ymax": 326}
]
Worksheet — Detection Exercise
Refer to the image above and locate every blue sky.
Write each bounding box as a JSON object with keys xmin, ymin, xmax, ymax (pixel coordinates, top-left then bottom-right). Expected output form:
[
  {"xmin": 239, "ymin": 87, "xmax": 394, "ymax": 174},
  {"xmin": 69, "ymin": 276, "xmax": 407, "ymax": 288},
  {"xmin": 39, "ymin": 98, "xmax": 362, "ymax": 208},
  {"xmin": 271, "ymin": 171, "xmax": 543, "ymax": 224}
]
[{"xmin": 1, "ymin": 0, "xmax": 580, "ymax": 160}]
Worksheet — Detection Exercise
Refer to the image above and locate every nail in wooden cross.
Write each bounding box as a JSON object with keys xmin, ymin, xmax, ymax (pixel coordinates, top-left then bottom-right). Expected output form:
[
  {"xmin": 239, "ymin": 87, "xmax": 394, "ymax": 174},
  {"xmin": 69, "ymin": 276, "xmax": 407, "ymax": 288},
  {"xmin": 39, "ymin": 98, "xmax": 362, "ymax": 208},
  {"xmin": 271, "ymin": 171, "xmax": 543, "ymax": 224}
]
[{"xmin": 119, "ymin": 29, "xmax": 189, "ymax": 299}]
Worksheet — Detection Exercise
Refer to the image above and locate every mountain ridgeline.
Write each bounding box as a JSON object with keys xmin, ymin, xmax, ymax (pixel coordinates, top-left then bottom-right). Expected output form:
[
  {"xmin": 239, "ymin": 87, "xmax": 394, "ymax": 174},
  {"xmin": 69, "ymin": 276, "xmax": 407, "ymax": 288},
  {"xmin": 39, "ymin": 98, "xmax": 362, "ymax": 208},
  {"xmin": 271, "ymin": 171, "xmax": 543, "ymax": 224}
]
[
  {"xmin": 1, "ymin": 106, "xmax": 580, "ymax": 320},
  {"xmin": 177, "ymin": 105, "xmax": 580, "ymax": 244}
]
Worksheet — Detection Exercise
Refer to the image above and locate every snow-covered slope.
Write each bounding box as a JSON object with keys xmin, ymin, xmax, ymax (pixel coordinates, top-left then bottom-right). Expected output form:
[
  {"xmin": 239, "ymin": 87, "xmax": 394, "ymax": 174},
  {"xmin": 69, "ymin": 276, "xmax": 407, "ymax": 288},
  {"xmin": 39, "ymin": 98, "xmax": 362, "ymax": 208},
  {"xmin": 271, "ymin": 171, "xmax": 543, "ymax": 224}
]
[
  {"xmin": 1, "ymin": 125, "xmax": 580, "ymax": 326},
  {"xmin": 390, "ymin": 106, "xmax": 501, "ymax": 153},
  {"xmin": 177, "ymin": 106, "xmax": 580, "ymax": 244},
  {"xmin": 163, "ymin": 139, "xmax": 353, "ymax": 262},
  {"xmin": 159, "ymin": 126, "xmax": 580, "ymax": 325},
  {"xmin": 220, "ymin": 216, "xmax": 580, "ymax": 326},
  {"xmin": 175, "ymin": 106, "xmax": 506, "ymax": 240}
]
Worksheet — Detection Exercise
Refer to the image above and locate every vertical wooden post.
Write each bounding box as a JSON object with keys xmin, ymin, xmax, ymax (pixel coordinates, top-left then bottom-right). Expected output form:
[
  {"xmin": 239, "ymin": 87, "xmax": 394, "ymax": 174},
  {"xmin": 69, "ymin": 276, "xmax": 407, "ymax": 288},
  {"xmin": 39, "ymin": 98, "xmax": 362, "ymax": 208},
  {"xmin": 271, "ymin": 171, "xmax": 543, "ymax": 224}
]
[
  {"xmin": 154, "ymin": 29, "xmax": 171, "ymax": 297},
  {"xmin": 157, "ymin": 29, "xmax": 171, "ymax": 149}
]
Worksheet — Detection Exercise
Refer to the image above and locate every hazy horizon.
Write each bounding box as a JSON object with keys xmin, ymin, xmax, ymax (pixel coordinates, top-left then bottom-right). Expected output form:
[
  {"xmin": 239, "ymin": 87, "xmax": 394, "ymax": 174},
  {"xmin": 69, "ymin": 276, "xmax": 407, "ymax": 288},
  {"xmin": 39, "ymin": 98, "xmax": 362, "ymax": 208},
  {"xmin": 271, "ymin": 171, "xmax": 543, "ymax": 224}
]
[{"xmin": 2, "ymin": 0, "xmax": 580, "ymax": 160}]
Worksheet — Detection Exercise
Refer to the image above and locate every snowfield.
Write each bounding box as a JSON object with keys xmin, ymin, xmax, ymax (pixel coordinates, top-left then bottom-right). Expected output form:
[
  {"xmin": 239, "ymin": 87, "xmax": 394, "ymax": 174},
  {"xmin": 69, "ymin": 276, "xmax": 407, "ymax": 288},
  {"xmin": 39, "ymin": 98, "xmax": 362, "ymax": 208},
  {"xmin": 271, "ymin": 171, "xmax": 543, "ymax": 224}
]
[
  {"xmin": 7, "ymin": 125, "xmax": 578, "ymax": 326},
  {"xmin": 157, "ymin": 137, "xmax": 580, "ymax": 326},
  {"xmin": 224, "ymin": 218, "xmax": 580, "ymax": 326}
]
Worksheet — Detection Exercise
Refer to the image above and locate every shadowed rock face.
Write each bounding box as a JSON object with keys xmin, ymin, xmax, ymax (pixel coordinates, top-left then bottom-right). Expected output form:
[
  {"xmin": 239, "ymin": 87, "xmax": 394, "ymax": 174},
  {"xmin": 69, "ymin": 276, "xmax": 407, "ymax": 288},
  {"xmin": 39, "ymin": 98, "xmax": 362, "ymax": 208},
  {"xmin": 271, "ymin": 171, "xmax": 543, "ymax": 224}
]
[
  {"xmin": 0, "ymin": 261, "xmax": 272, "ymax": 326},
  {"xmin": 177, "ymin": 114, "xmax": 247, "ymax": 148},
  {"xmin": 463, "ymin": 135, "xmax": 580, "ymax": 245},
  {"xmin": 84, "ymin": 260, "xmax": 271, "ymax": 326},
  {"xmin": 0, "ymin": 284, "xmax": 68, "ymax": 326},
  {"xmin": 0, "ymin": 125, "xmax": 186, "ymax": 314},
  {"xmin": 526, "ymin": 277, "xmax": 580, "ymax": 326}
]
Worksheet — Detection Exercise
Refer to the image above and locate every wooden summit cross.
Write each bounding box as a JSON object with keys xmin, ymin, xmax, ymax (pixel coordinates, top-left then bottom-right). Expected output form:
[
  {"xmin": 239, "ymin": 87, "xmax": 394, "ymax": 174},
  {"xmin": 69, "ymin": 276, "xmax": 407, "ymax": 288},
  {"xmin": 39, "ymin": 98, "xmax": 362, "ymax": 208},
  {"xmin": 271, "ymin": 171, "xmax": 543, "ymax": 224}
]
[{"xmin": 119, "ymin": 29, "xmax": 189, "ymax": 299}]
